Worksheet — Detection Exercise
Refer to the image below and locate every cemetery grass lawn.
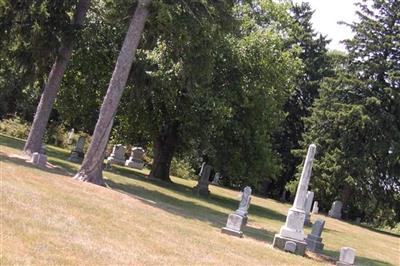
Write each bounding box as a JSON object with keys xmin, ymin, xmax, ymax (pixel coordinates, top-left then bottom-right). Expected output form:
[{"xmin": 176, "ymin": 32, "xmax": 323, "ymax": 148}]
[{"xmin": 1, "ymin": 133, "xmax": 399, "ymax": 265}]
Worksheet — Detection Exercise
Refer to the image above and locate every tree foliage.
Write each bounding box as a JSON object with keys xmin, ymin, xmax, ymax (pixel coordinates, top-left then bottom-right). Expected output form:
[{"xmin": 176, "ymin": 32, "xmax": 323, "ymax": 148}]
[{"xmin": 292, "ymin": 0, "xmax": 399, "ymax": 226}]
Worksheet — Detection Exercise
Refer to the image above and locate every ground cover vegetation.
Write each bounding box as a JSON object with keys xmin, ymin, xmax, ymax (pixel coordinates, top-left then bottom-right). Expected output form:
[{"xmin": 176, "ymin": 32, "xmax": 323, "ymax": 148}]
[
  {"xmin": 0, "ymin": 0, "xmax": 398, "ymax": 230},
  {"xmin": 1, "ymin": 134, "xmax": 399, "ymax": 265}
]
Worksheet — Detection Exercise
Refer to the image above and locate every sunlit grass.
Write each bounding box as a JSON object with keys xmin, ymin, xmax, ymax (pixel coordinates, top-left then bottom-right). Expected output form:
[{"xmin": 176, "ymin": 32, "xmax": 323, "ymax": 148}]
[{"xmin": 1, "ymin": 134, "xmax": 398, "ymax": 265}]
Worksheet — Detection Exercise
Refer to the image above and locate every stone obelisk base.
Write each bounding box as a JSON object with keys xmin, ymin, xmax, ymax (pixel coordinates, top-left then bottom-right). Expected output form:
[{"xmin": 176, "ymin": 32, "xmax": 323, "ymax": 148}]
[{"xmin": 272, "ymin": 234, "xmax": 307, "ymax": 256}]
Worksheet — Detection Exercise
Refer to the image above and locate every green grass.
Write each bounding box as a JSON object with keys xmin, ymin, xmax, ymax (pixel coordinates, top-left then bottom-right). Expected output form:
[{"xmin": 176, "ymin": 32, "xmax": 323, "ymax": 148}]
[{"xmin": 1, "ymin": 133, "xmax": 399, "ymax": 265}]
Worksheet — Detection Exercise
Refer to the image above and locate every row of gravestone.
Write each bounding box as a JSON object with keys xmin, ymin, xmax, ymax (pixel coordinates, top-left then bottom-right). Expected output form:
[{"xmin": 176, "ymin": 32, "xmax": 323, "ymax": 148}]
[
  {"xmin": 217, "ymin": 145, "xmax": 356, "ymax": 266},
  {"xmin": 67, "ymin": 136, "xmax": 145, "ymax": 170}
]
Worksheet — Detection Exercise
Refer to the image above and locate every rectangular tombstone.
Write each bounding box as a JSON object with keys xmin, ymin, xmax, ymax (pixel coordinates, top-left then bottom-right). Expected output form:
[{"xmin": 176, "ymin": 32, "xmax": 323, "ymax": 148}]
[
  {"xmin": 221, "ymin": 213, "xmax": 244, "ymax": 238},
  {"xmin": 329, "ymin": 200, "xmax": 343, "ymax": 219},
  {"xmin": 304, "ymin": 191, "xmax": 314, "ymax": 226},
  {"xmin": 68, "ymin": 136, "xmax": 86, "ymax": 163},
  {"xmin": 192, "ymin": 163, "xmax": 212, "ymax": 196},
  {"xmin": 312, "ymin": 201, "xmax": 319, "ymax": 214},
  {"xmin": 31, "ymin": 152, "xmax": 47, "ymax": 167},
  {"xmin": 306, "ymin": 219, "xmax": 325, "ymax": 253},
  {"xmin": 336, "ymin": 247, "xmax": 356, "ymax": 266},
  {"xmin": 107, "ymin": 144, "xmax": 126, "ymax": 165}
]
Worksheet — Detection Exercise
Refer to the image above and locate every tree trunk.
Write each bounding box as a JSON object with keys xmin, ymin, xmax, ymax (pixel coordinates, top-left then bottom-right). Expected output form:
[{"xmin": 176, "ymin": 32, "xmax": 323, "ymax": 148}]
[
  {"xmin": 341, "ymin": 183, "xmax": 353, "ymax": 207},
  {"xmin": 74, "ymin": 0, "xmax": 151, "ymax": 185},
  {"xmin": 23, "ymin": 0, "xmax": 91, "ymax": 155},
  {"xmin": 149, "ymin": 124, "xmax": 178, "ymax": 182}
]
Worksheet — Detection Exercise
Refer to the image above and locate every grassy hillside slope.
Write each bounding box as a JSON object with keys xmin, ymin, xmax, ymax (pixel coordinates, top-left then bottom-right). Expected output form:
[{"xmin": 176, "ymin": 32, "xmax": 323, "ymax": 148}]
[{"xmin": 1, "ymin": 134, "xmax": 399, "ymax": 265}]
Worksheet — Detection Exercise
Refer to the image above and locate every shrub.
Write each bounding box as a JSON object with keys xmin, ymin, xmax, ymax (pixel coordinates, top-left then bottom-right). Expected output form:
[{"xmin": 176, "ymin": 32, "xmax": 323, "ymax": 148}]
[
  {"xmin": 45, "ymin": 123, "xmax": 69, "ymax": 148},
  {"xmin": 170, "ymin": 157, "xmax": 195, "ymax": 179},
  {"xmin": 0, "ymin": 117, "xmax": 30, "ymax": 139}
]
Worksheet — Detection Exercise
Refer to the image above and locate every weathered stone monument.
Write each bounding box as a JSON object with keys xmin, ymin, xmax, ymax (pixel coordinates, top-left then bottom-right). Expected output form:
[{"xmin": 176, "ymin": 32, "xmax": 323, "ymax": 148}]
[
  {"xmin": 305, "ymin": 219, "xmax": 325, "ymax": 253},
  {"xmin": 30, "ymin": 152, "xmax": 47, "ymax": 167},
  {"xmin": 192, "ymin": 162, "xmax": 212, "ymax": 196},
  {"xmin": 272, "ymin": 144, "xmax": 316, "ymax": 256},
  {"xmin": 304, "ymin": 191, "xmax": 314, "ymax": 226},
  {"xmin": 125, "ymin": 147, "xmax": 145, "ymax": 169},
  {"xmin": 329, "ymin": 200, "xmax": 343, "ymax": 219},
  {"xmin": 106, "ymin": 144, "xmax": 126, "ymax": 165},
  {"xmin": 222, "ymin": 186, "xmax": 252, "ymax": 237},
  {"xmin": 212, "ymin": 172, "xmax": 221, "ymax": 184},
  {"xmin": 312, "ymin": 201, "xmax": 319, "ymax": 214},
  {"xmin": 235, "ymin": 186, "xmax": 252, "ymax": 225},
  {"xmin": 336, "ymin": 247, "xmax": 356, "ymax": 266},
  {"xmin": 67, "ymin": 128, "xmax": 74, "ymax": 145},
  {"xmin": 68, "ymin": 136, "xmax": 85, "ymax": 163}
]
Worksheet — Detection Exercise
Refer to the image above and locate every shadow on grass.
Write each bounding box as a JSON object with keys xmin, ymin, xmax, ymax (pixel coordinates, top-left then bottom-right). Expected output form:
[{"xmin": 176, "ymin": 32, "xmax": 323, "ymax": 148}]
[
  {"xmin": 106, "ymin": 178, "xmax": 276, "ymax": 243},
  {"xmin": 321, "ymin": 249, "xmax": 392, "ymax": 266},
  {"xmin": 107, "ymin": 164, "xmax": 287, "ymax": 223},
  {"xmin": 0, "ymin": 153, "xmax": 72, "ymax": 177}
]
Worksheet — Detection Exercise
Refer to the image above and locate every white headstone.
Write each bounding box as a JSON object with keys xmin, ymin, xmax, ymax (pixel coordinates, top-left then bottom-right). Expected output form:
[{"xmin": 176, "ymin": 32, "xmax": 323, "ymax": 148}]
[
  {"xmin": 338, "ymin": 247, "xmax": 356, "ymax": 265},
  {"xmin": 31, "ymin": 152, "xmax": 47, "ymax": 167},
  {"xmin": 312, "ymin": 201, "xmax": 319, "ymax": 214},
  {"xmin": 125, "ymin": 147, "xmax": 145, "ymax": 169},
  {"xmin": 107, "ymin": 144, "xmax": 126, "ymax": 165},
  {"xmin": 304, "ymin": 191, "xmax": 315, "ymax": 225},
  {"xmin": 67, "ymin": 128, "xmax": 75, "ymax": 144}
]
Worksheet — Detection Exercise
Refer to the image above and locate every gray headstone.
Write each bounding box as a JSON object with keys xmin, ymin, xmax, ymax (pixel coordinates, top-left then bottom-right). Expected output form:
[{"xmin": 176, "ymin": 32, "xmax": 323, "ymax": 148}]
[
  {"xmin": 68, "ymin": 136, "xmax": 86, "ymax": 162},
  {"xmin": 311, "ymin": 219, "xmax": 325, "ymax": 237},
  {"xmin": 329, "ymin": 200, "xmax": 343, "ymax": 219},
  {"xmin": 192, "ymin": 163, "xmax": 212, "ymax": 196},
  {"xmin": 75, "ymin": 136, "xmax": 85, "ymax": 153},
  {"xmin": 338, "ymin": 247, "xmax": 356, "ymax": 265},
  {"xmin": 212, "ymin": 172, "xmax": 221, "ymax": 184},
  {"xmin": 235, "ymin": 186, "xmax": 252, "ymax": 216},
  {"xmin": 284, "ymin": 241, "xmax": 297, "ymax": 253},
  {"xmin": 305, "ymin": 219, "xmax": 325, "ymax": 253}
]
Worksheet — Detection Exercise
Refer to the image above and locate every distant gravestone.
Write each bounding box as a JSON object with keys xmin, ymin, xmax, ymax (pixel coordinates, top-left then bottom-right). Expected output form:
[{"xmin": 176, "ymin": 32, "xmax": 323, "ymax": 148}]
[
  {"xmin": 312, "ymin": 201, "xmax": 319, "ymax": 214},
  {"xmin": 211, "ymin": 172, "xmax": 221, "ymax": 184},
  {"xmin": 304, "ymin": 191, "xmax": 314, "ymax": 226},
  {"xmin": 329, "ymin": 200, "xmax": 343, "ymax": 219},
  {"xmin": 68, "ymin": 136, "xmax": 85, "ymax": 163},
  {"xmin": 125, "ymin": 147, "xmax": 145, "ymax": 169},
  {"xmin": 107, "ymin": 144, "xmax": 126, "ymax": 165},
  {"xmin": 30, "ymin": 152, "xmax": 47, "ymax": 167},
  {"xmin": 67, "ymin": 128, "xmax": 75, "ymax": 145},
  {"xmin": 192, "ymin": 163, "xmax": 212, "ymax": 196},
  {"xmin": 305, "ymin": 219, "xmax": 325, "ymax": 253},
  {"xmin": 336, "ymin": 247, "xmax": 356, "ymax": 266}
]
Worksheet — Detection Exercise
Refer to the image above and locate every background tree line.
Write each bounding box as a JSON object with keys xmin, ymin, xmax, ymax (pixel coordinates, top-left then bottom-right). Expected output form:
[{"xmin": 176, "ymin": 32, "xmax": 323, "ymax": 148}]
[{"xmin": 0, "ymin": 0, "xmax": 398, "ymax": 228}]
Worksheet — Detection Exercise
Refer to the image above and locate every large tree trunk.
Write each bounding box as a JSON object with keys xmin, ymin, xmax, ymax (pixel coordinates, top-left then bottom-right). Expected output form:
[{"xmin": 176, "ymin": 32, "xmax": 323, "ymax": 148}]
[
  {"xmin": 23, "ymin": 0, "xmax": 91, "ymax": 155},
  {"xmin": 74, "ymin": 0, "xmax": 151, "ymax": 185},
  {"xmin": 149, "ymin": 124, "xmax": 178, "ymax": 182}
]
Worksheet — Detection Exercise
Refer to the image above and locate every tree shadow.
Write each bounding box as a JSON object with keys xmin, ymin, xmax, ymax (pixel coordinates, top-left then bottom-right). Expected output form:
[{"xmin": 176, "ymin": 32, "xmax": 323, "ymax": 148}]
[
  {"xmin": 321, "ymin": 249, "xmax": 393, "ymax": 266},
  {"xmin": 0, "ymin": 152, "xmax": 72, "ymax": 177},
  {"xmin": 106, "ymin": 178, "xmax": 276, "ymax": 243},
  {"xmin": 105, "ymin": 165, "xmax": 287, "ymax": 224}
]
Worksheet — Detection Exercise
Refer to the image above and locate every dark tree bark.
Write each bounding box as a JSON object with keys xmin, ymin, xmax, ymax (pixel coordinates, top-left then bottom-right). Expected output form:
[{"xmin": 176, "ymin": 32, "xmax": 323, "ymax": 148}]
[
  {"xmin": 23, "ymin": 0, "xmax": 91, "ymax": 155},
  {"xmin": 149, "ymin": 124, "xmax": 178, "ymax": 182},
  {"xmin": 74, "ymin": 0, "xmax": 151, "ymax": 185}
]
